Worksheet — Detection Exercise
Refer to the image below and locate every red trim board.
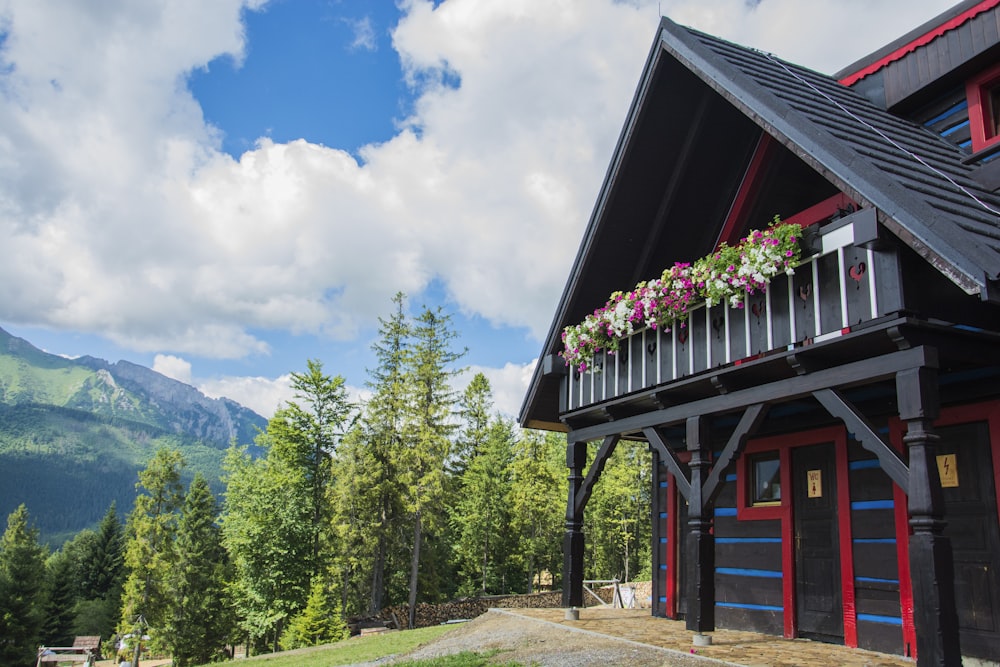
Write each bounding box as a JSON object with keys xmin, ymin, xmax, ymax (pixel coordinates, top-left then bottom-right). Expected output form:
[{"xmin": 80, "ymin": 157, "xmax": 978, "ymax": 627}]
[{"xmin": 839, "ymin": 0, "xmax": 1000, "ymax": 86}]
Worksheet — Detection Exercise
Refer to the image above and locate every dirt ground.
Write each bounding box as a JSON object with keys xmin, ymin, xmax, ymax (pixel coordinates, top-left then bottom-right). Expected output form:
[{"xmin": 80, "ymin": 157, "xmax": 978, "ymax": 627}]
[
  {"xmin": 94, "ymin": 606, "xmax": 919, "ymax": 667},
  {"xmin": 375, "ymin": 607, "xmax": 917, "ymax": 667}
]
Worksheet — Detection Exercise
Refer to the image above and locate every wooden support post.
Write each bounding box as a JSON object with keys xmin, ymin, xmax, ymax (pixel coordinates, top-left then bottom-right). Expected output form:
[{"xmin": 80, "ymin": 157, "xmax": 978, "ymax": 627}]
[
  {"xmin": 685, "ymin": 415, "xmax": 715, "ymax": 633},
  {"xmin": 897, "ymin": 367, "xmax": 961, "ymax": 666},
  {"xmin": 563, "ymin": 439, "xmax": 587, "ymax": 608}
]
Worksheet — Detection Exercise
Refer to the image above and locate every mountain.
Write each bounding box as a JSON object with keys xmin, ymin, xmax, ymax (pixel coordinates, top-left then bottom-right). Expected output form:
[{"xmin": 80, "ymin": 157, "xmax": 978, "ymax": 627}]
[{"xmin": 0, "ymin": 326, "xmax": 269, "ymax": 544}]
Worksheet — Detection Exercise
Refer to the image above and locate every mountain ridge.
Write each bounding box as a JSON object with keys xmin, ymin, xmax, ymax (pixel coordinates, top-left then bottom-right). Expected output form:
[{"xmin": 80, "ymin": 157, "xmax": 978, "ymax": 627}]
[{"xmin": 0, "ymin": 325, "xmax": 269, "ymax": 544}]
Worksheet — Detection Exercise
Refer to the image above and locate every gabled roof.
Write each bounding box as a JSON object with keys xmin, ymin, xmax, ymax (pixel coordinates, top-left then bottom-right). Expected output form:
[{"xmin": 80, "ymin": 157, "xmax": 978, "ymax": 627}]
[{"xmin": 520, "ymin": 16, "xmax": 1000, "ymax": 430}]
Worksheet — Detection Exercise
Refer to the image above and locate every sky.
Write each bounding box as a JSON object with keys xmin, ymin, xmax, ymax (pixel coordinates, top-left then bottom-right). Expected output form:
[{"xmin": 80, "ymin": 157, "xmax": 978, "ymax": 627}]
[{"xmin": 0, "ymin": 0, "xmax": 960, "ymax": 420}]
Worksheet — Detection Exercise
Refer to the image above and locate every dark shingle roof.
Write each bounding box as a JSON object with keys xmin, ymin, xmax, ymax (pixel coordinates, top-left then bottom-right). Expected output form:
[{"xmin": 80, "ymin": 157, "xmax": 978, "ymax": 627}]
[
  {"xmin": 667, "ymin": 22, "xmax": 1000, "ymax": 293},
  {"xmin": 519, "ymin": 18, "xmax": 1000, "ymax": 429}
]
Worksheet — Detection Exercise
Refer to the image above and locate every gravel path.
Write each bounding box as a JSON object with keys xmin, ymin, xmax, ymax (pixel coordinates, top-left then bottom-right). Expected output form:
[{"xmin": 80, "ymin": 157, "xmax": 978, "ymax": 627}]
[{"xmin": 355, "ymin": 609, "xmax": 732, "ymax": 667}]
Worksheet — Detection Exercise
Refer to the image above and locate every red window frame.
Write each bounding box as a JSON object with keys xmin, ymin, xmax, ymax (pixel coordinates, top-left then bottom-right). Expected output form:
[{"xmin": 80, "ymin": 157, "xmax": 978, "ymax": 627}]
[{"xmin": 966, "ymin": 62, "xmax": 1000, "ymax": 153}]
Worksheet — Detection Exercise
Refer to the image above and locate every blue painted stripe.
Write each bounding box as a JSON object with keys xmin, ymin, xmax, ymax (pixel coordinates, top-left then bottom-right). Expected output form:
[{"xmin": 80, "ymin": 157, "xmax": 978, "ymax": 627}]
[
  {"xmin": 941, "ymin": 119, "xmax": 970, "ymax": 137},
  {"xmin": 659, "ymin": 537, "xmax": 667, "ymax": 544},
  {"xmin": 659, "ymin": 564, "xmax": 667, "ymax": 570},
  {"xmin": 725, "ymin": 473, "xmax": 737, "ymax": 482},
  {"xmin": 857, "ymin": 614, "xmax": 903, "ymax": 626},
  {"xmin": 849, "ymin": 460, "xmax": 880, "ymax": 470},
  {"xmin": 851, "ymin": 500, "xmax": 894, "ymax": 510},
  {"xmin": 659, "ymin": 596, "xmax": 667, "ymax": 603},
  {"xmin": 856, "ymin": 577, "xmax": 899, "ymax": 584},
  {"xmin": 716, "ymin": 602, "xmax": 783, "ymax": 612},
  {"xmin": 854, "ymin": 538, "xmax": 895, "ymax": 544},
  {"xmin": 659, "ymin": 512, "xmax": 668, "ymax": 519},
  {"xmin": 659, "ymin": 481, "xmax": 668, "ymax": 488},
  {"xmin": 717, "ymin": 567, "xmax": 782, "ymax": 579},
  {"xmin": 717, "ymin": 537, "xmax": 781, "ymax": 544},
  {"xmin": 924, "ymin": 100, "xmax": 967, "ymax": 126},
  {"xmin": 715, "ymin": 507, "xmax": 737, "ymax": 517}
]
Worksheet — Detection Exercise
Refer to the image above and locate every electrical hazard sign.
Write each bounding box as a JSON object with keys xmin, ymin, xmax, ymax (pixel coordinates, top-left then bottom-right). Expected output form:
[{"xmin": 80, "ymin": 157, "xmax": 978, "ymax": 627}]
[{"xmin": 936, "ymin": 454, "xmax": 959, "ymax": 488}]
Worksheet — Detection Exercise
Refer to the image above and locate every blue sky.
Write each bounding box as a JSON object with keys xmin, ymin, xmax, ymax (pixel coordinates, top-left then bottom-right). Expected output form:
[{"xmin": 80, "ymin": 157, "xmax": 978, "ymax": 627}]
[{"xmin": 0, "ymin": 0, "xmax": 958, "ymax": 418}]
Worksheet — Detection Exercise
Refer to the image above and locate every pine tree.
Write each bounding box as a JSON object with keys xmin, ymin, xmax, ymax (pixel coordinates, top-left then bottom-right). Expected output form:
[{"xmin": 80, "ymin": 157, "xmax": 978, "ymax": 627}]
[
  {"xmin": 163, "ymin": 474, "xmax": 231, "ymax": 667},
  {"xmin": 0, "ymin": 504, "xmax": 48, "ymax": 667},
  {"xmin": 118, "ymin": 449, "xmax": 186, "ymax": 656}
]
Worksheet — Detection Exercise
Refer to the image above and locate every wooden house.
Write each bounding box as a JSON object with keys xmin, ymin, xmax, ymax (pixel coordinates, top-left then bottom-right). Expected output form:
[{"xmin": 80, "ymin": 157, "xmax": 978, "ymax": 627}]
[{"xmin": 518, "ymin": 2, "xmax": 1000, "ymax": 665}]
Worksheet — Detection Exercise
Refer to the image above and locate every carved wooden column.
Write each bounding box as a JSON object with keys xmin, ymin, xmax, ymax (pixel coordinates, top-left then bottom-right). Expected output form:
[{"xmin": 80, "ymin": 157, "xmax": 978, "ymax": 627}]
[
  {"xmin": 563, "ymin": 439, "xmax": 587, "ymax": 608},
  {"xmin": 897, "ymin": 367, "xmax": 961, "ymax": 666},
  {"xmin": 685, "ymin": 415, "xmax": 715, "ymax": 633}
]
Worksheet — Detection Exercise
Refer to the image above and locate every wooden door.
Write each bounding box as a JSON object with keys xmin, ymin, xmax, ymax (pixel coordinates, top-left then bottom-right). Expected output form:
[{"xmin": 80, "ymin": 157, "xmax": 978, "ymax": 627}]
[
  {"xmin": 937, "ymin": 422, "xmax": 1000, "ymax": 661},
  {"xmin": 793, "ymin": 443, "xmax": 844, "ymax": 643}
]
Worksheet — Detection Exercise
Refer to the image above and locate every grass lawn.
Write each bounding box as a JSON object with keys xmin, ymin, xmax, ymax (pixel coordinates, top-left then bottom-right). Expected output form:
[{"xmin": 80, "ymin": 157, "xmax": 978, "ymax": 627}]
[{"xmin": 193, "ymin": 624, "xmax": 496, "ymax": 667}]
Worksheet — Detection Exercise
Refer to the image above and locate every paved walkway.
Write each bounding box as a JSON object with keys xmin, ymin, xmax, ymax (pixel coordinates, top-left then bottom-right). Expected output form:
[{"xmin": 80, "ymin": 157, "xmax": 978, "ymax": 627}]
[{"xmin": 501, "ymin": 607, "xmax": 915, "ymax": 667}]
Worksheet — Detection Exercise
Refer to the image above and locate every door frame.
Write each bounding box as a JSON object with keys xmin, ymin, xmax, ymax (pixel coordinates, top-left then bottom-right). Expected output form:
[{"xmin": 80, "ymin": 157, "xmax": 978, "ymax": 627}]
[
  {"xmin": 736, "ymin": 426, "xmax": 856, "ymax": 643},
  {"xmin": 890, "ymin": 399, "xmax": 1000, "ymax": 661}
]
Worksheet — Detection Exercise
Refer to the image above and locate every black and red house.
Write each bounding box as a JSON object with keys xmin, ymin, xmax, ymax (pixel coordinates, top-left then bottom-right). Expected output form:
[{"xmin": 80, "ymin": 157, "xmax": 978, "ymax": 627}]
[{"xmin": 519, "ymin": 2, "xmax": 1000, "ymax": 665}]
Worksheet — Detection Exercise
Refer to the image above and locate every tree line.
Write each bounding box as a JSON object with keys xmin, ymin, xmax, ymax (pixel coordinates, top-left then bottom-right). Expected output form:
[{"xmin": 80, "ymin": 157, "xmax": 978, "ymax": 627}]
[{"xmin": 0, "ymin": 293, "xmax": 651, "ymax": 666}]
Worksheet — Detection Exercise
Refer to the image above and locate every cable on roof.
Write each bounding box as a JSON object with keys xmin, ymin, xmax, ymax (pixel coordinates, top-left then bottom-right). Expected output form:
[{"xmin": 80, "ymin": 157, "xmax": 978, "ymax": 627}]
[{"xmin": 762, "ymin": 52, "xmax": 1000, "ymax": 217}]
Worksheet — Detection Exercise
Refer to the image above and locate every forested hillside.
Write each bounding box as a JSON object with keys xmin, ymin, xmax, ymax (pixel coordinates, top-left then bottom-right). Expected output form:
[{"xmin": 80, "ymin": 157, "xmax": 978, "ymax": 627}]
[
  {"xmin": 0, "ymin": 326, "xmax": 265, "ymax": 544},
  {"xmin": 0, "ymin": 298, "xmax": 651, "ymax": 667}
]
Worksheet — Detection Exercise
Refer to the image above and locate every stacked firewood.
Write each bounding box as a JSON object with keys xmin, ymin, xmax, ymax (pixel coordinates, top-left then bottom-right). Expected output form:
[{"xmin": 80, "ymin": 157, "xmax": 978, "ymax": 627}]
[{"xmin": 368, "ymin": 591, "xmax": 564, "ymax": 630}]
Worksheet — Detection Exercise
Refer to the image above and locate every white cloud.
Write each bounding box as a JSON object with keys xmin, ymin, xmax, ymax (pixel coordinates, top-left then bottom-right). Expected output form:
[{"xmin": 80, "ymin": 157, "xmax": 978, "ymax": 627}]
[
  {"xmin": 153, "ymin": 354, "xmax": 193, "ymax": 384},
  {"xmin": 345, "ymin": 16, "xmax": 377, "ymax": 51},
  {"xmin": 198, "ymin": 373, "xmax": 293, "ymax": 419},
  {"xmin": 459, "ymin": 359, "xmax": 538, "ymax": 419},
  {"xmin": 198, "ymin": 372, "xmax": 370, "ymax": 419},
  {"xmin": 0, "ymin": 0, "xmax": 958, "ymax": 362}
]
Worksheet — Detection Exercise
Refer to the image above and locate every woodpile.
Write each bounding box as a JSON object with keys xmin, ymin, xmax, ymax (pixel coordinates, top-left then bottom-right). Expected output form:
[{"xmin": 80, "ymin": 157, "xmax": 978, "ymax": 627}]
[
  {"xmin": 353, "ymin": 583, "xmax": 651, "ymax": 632},
  {"xmin": 367, "ymin": 591, "xmax": 564, "ymax": 630}
]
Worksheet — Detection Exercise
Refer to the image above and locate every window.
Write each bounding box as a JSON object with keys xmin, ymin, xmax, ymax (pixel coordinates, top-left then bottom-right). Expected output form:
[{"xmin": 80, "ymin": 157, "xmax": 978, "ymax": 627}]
[
  {"xmin": 749, "ymin": 452, "xmax": 781, "ymax": 505},
  {"xmin": 966, "ymin": 63, "xmax": 1000, "ymax": 153}
]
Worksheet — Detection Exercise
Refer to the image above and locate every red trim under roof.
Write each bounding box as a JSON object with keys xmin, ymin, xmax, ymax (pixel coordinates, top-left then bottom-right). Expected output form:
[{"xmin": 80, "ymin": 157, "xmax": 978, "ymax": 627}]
[{"xmin": 839, "ymin": 0, "xmax": 1000, "ymax": 86}]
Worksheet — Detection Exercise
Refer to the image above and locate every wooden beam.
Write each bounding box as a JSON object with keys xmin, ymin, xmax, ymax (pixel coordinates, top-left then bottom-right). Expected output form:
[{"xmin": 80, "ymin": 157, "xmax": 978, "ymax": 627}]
[
  {"xmin": 702, "ymin": 403, "xmax": 768, "ymax": 507},
  {"xmin": 812, "ymin": 388, "xmax": 909, "ymax": 489},
  {"xmin": 643, "ymin": 427, "xmax": 691, "ymax": 500},
  {"xmin": 716, "ymin": 133, "xmax": 774, "ymax": 246},
  {"xmin": 567, "ymin": 346, "xmax": 936, "ymax": 443},
  {"xmin": 574, "ymin": 435, "xmax": 621, "ymax": 516}
]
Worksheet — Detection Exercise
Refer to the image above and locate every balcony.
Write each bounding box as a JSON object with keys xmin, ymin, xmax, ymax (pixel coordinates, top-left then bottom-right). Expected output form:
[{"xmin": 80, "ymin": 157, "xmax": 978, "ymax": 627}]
[{"xmin": 563, "ymin": 209, "xmax": 899, "ymax": 413}]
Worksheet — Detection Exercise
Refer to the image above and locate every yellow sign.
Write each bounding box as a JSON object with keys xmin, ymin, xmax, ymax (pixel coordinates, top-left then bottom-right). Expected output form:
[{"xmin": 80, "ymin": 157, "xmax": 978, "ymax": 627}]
[
  {"xmin": 807, "ymin": 470, "xmax": 822, "ymax": 498},
  {"xmin": 937, "ymin": 454, "xmax": 959, "ymax": 488}
]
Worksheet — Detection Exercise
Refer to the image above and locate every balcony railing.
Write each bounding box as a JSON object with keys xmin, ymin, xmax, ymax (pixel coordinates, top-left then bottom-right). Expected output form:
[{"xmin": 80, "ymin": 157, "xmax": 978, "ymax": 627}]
[{"xmin": 564, "ymin": 211, "xmax": 893, "ymax": 412}]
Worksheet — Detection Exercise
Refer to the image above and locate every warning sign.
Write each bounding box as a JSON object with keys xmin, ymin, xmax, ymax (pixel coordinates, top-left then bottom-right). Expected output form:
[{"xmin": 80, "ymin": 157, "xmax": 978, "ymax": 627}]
[
  {"xmin": 936, "ymin": 454, "xmax": 959, "ymax": 488},
  {"xmin": 807, "ymin": 470, "xmax": 822, "ymax": 498}
]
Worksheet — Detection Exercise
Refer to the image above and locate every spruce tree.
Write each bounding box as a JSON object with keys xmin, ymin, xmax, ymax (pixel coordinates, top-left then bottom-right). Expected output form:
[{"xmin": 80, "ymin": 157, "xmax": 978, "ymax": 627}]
[
  {"xmin": 279, "ymin": 573, "xmax": 348, "ymax": 650},
  {"xmin": 401, "ymin": 306, "xmax": 464, "ymax": 627},
  {"xmin": 509, "ymin": 430, "xmax": 566, "ymax": 593},
  {"xmin": 355, "ymin": 292, "xmax": 411, "ymax": 614},
  {"xmin": 0, "ymin": 504, "xmax": 48, "ymax": 667},
  {"xmin": 41, "ymin": 550, "xmax": 77, "ymax": 647},
  {"xmin": 279, "ymin": 360, "xmax": 353, "ymax": 582},
  {"xmin": 163, "ymin": 474, "xmax": 231, "ymax": 667},
  {"xmin": 451, "ymin": 417, "xmax": 517, "ymax": 596}
]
